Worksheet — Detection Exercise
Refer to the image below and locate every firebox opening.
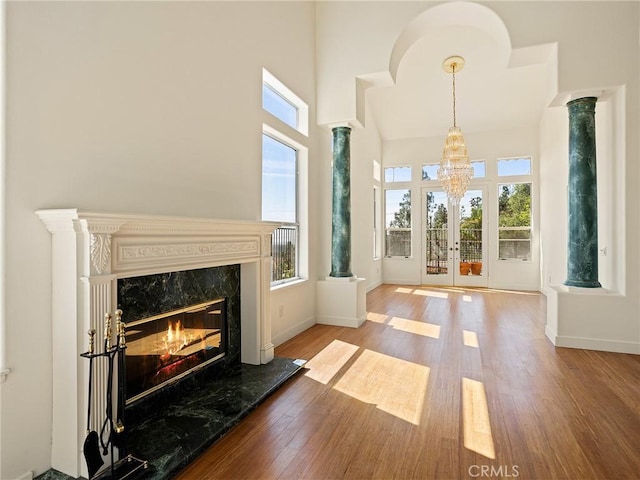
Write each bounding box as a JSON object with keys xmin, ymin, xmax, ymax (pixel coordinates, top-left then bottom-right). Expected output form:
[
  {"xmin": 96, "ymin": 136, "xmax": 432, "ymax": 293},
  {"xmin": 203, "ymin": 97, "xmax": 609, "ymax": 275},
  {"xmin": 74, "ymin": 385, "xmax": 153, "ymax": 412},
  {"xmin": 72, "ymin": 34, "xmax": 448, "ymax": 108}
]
[{"xmin": 125, "ymin": 298, "xmax": 228, "ymax": 404}]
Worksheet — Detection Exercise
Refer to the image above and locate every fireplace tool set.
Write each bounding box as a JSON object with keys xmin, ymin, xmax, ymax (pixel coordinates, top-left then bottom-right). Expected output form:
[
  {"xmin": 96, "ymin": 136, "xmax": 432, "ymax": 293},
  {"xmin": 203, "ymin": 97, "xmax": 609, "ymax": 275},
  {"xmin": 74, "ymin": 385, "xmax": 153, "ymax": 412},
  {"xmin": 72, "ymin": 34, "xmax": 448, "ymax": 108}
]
[{"xmin": 81, "ymin": 310, "xmax": 149, "ymax": 480}]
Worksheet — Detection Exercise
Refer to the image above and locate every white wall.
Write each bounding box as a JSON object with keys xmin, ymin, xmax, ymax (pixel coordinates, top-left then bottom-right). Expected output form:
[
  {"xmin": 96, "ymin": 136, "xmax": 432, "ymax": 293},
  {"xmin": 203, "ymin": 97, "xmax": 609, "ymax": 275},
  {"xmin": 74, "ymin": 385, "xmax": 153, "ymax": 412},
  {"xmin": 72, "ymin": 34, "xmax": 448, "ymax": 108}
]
[
  {"xmin": 350, "ymin": 102, "xmax": 384, "ymax": 291},
  {"xmin": 2, "ymin": 2, "xmax": 318, "ymax": 478},
  {"xmin": 539, "ymin": 106, "xmax": 568, "ymax": 291},
  {"xmin": 382, "ymin": 127, "xmax": 541, "ymax": 290}
]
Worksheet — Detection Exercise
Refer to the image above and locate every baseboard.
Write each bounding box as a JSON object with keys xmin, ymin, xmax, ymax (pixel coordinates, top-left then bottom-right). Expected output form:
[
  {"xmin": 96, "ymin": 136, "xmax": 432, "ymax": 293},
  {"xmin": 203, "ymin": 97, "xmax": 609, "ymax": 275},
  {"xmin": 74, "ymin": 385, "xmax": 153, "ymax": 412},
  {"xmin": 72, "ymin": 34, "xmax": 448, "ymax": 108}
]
[
  {"xmin": 271, "ymin": 316, "xmax": 316, "ymax": 347},
  {"xmin": 553, "ymin": 335, "xmax": 640, "ymax": 354},
  {"xmin": 544, "ymin": 325, "xmax": 558, "ymax": 345},
  {"xmin": 317, "ymin": 313, "xmax": 366, "ymax": 328},
  {"xmin": 16, "ymin": 472, "xmax": 33, "ymax": 480},
  {"xmin": 488, "ymin": 282, "xmax": 540, "ymax": 292},
  {"xmin": 367, "ymin": 280, "xmax": 382, "ymax": 292}
]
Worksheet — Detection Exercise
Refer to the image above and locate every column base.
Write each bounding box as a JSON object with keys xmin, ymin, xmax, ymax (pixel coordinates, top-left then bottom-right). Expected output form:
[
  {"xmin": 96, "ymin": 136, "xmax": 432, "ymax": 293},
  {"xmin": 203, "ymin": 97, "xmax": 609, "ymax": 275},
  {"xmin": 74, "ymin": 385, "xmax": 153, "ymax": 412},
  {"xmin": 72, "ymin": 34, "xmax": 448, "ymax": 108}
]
[
  {"xmin": 564, "ymin": 279, "xmax": 602, "ymax": 288},
  {"xmin": 317, "ymin": 277, "xmax": 367, "ymax": 328},
  {"xmin": 545, "ymin": 285, "xmax": 638, "ymax": 354},
  {"xmin": 260, "ymin": 343, "xmax": 275, "ymax": 364}
]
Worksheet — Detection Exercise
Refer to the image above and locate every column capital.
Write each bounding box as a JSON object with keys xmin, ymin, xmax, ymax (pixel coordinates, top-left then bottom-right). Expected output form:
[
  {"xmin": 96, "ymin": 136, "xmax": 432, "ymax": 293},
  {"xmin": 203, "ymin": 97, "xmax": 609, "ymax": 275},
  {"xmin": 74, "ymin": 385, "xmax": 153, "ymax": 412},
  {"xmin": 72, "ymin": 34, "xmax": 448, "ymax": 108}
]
[
  {"xmin": 566, "ymin": 96, "xmax": 598, "ymax": 110},
  {"xmin": 567, "ymin": 90, "xmax": 602, "ymax": 103},
  {"xmin": 329, "ymin": 122, "xmax": 354, "ymax": 131}
]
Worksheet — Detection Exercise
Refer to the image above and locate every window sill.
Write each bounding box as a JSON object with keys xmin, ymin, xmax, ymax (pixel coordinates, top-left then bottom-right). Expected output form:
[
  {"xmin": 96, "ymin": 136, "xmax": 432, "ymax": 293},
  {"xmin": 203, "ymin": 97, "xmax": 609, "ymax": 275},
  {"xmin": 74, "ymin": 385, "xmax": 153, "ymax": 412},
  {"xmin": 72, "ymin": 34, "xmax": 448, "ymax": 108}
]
[{"xmin": 271, "ymin": 277, "xmax": 308, "ymax": 291}]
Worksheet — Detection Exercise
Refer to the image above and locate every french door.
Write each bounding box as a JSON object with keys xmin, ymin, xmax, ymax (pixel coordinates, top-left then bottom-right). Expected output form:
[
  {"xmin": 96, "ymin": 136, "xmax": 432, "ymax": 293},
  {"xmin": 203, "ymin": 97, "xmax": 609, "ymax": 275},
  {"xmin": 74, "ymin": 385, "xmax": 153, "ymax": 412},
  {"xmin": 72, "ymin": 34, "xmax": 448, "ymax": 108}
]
[{"xmin": 421, "ymin": 186, "xmax": 488, "ymax": 287}]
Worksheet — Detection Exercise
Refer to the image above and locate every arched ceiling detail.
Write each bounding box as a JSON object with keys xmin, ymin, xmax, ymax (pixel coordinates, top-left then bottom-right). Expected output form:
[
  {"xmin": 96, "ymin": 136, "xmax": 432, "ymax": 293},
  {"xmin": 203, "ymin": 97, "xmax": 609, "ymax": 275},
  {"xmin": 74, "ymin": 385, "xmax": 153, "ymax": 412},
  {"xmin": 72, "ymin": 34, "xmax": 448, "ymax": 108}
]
[
  {"xmin": 389, "ymin": 2, "xmax": 512, "ymax": 84},
  {"xmin": 360, "ymin": 1, "xmax": 555, "ymax": 140}
]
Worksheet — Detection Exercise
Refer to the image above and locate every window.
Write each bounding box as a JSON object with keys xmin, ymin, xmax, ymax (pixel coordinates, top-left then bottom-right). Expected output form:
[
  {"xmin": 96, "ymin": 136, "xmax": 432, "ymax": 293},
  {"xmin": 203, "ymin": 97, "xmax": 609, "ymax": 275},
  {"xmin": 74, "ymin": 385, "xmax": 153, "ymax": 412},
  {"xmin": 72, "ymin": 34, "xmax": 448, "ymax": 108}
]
[
  {"xmin": 498, "ymin": 183, "xmax": 532, "ymax": 260},
  {"xmin": 424, "ymin": 161, "xmax": 485, "ymax": 180},
  {"xmin": 384, "ymin": 166, "xmax": 412, "ymax": 183},
  {"xmin": 498, "ymin": 157, "xmax": 531, "ymax": 176},
  {"xmin": 373, "ymin": 187, "xmax": 380, "ymax": 259},
  {"xmin": 471, "ymin": 160, "xmax": 486, "ymax": 178},
  {"xmin": 422, "ymin": 164, "xmax": 439, "ymax": 181},
  {"xmin": 262, "ymin": 135, "xmax": 296, "ymax": 223},
  {"xmin": 385, "ymin": 189, "xmax": 411, "ymax": 257},
  {"xmin": 262, "ymin": 70, "xmax": 308, "ymax": 285},
  {"xmin": 262, "ymin": 68, "xmax": 309, "ymax": 136},
  {"xmin": 262, "ymin": 134, "xmax": 299, "ymax": 283},
  {"xmin": 263, "ymin": 83, "xmax": 297, "ymax": 129}
]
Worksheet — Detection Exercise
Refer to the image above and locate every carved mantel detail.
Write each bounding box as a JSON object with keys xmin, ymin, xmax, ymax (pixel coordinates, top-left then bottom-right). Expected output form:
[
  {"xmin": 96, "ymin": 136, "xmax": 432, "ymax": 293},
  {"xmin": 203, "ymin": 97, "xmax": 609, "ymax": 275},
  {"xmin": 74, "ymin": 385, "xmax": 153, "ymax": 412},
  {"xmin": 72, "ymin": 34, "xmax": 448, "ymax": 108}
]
[
  {"xmin": 121, "ymin": 241, "xmax": 257, "ymax": 258},
  {"xmin": 90, "ymin": 233, "xmax": 112, "ymax": 275}
]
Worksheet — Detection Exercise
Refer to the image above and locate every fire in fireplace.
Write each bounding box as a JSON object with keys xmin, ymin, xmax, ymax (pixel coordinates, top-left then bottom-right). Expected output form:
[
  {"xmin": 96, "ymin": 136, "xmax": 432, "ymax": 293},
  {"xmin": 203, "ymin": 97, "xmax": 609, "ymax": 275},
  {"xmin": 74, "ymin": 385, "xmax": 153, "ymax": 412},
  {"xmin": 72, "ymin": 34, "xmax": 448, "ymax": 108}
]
[
  {"xmin": 117, "ymin": 264, "xmax": 241, "ymax": 406},
  {"xmin": 125, "ymin": 298, "xmax": 228, "ymax": 404}
]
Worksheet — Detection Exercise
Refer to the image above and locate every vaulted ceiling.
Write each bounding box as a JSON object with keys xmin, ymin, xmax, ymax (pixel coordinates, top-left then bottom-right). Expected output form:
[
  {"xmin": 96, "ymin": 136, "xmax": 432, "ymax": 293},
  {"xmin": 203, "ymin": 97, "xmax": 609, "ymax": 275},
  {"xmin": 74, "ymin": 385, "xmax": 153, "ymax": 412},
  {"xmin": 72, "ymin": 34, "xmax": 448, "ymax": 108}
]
[{"xmin": 366, "ymin": 22, "xmax": 555, "ymax": 141}]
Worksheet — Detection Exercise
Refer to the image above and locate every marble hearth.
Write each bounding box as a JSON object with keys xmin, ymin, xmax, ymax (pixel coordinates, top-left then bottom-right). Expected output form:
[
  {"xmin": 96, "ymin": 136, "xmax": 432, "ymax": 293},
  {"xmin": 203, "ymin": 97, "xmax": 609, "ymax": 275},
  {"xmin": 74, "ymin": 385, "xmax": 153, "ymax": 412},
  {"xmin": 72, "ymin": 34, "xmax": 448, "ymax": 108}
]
[{"xmin": 37, "ymin": 210, "xmax": 281, "ymax": 479}]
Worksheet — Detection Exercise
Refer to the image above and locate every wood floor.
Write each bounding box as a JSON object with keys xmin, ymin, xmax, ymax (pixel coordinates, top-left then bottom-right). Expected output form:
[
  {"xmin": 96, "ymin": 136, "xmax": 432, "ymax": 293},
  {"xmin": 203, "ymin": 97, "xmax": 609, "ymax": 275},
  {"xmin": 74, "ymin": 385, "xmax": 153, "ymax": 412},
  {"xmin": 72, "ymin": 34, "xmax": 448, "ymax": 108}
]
[{"xmin": 176, "ymin": 284, "xmax": 640, "ymax": 480}]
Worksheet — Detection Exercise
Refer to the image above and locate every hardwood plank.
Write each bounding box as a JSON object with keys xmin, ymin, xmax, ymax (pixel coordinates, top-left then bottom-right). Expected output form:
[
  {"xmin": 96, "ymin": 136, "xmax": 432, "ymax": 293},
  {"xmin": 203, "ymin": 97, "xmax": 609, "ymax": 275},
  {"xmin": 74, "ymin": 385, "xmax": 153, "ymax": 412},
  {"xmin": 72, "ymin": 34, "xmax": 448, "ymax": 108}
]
[{"xmin": 175, "ymin": 284, "xmax": 640, "ymax": 480}]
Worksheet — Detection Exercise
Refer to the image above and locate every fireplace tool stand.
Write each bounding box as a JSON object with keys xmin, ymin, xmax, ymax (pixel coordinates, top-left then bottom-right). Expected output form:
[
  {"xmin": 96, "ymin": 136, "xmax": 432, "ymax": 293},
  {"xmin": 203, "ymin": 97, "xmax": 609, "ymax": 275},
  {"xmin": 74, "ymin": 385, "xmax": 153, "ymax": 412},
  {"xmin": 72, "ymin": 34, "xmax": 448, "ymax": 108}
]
[{"xmin": 81, "ymin": 311, "xmax": 149, "ymax": 480}]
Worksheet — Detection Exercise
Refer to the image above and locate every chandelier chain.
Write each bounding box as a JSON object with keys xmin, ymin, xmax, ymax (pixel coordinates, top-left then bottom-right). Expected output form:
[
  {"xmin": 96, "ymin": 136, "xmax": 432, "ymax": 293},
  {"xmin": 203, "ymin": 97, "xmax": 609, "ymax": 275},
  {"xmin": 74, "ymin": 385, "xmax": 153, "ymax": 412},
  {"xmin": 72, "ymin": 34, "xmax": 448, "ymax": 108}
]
[{"xmin": 452, "ymin": 63, "xmax": 457, "ymax": 127}]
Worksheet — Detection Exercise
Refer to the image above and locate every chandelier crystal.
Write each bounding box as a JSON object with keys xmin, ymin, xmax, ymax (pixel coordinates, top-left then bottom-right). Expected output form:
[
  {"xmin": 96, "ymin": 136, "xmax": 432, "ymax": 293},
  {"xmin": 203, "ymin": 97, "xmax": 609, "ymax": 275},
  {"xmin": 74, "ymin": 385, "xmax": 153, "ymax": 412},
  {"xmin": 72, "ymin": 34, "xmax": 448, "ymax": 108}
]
[{"xmin": 437, "ymin": 56, "xmax": 473, "ymax": 205}]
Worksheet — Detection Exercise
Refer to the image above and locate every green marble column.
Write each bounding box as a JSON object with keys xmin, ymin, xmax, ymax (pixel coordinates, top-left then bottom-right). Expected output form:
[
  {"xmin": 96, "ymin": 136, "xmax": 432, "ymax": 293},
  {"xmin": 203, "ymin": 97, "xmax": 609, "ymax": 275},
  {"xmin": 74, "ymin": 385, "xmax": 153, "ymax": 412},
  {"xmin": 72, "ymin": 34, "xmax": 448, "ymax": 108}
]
[
  {"xmin": 330, "ymin": 126, "xmax": 353, "ymax": 278},
  {"xmin": 565, "ymin": 97, "xmax": 601, "ymax": 288}
]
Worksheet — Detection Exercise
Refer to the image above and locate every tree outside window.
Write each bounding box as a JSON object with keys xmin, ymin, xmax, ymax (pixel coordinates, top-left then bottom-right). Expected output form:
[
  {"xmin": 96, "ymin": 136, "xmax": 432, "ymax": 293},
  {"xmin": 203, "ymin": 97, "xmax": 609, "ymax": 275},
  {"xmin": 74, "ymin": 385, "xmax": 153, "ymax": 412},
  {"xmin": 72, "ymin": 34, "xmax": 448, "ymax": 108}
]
[
  {"xmin": 498, "ymin": 183, "xmax": 531, "ymax": 260},
  {"xmin": 385, "ymin": 189, "xmax": 411, "ymax": 257}
]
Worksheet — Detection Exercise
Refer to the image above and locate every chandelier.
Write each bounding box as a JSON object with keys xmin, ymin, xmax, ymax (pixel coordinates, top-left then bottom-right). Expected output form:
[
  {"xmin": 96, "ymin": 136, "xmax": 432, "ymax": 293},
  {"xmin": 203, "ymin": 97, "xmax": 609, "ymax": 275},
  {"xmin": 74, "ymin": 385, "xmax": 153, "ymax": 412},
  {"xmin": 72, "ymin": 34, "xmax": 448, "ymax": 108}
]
[{"xmin": 437, "ymin": 56, "xmax": 473, "ymax": 205}]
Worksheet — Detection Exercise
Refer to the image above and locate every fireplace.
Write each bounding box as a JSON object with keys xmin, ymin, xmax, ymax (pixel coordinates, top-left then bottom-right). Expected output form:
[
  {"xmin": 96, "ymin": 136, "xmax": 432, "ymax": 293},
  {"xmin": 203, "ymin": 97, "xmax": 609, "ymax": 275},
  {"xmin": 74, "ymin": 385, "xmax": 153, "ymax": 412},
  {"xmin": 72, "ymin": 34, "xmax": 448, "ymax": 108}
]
[
  {"xmin": 118, "ymin": 265, "xmax": 240, "ymax": 404},
  {"xmin": 124, "ymin": 299, "xmax": 227, "ymax": 403},
  {"xmin": 37, "ymin": 209, "xmax": 279, "ymax": 479}
]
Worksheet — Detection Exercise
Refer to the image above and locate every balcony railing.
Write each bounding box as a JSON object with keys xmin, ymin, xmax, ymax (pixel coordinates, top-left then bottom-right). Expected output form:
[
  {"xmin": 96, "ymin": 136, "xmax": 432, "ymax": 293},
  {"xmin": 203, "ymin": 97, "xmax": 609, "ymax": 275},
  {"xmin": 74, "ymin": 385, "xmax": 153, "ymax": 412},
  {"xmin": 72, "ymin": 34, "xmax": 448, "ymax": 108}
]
[
  {"xmin": 425, "ymin": 227, "xmax": 448, "ymax": 273},
  {"xmin": 425, "ymin": 227, "xmax": 483, "ymax": 274},
  {"xmin": 459, "ymin": 228, "xmax": 482, "ymax": 262},
  {"xmin": 385, "ymin": 227, "xmax": 411, "ymax": 257},
  {"xmin": 498, "ymin": 226, "xmax": 531, "ymax": 260},
  {"xmin": 271, "ymin": 225, "xmax": 297, "ymax": 284}
]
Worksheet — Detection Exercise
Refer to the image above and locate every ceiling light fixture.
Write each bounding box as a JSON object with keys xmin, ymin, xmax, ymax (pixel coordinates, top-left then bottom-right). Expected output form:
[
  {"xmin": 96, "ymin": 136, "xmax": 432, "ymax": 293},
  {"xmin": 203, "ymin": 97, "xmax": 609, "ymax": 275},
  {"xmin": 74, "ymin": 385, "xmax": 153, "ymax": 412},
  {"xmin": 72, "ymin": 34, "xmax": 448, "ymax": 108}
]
[{"xmin": 437, "ymin": 56, "xmax": 473, "ymax": 205}]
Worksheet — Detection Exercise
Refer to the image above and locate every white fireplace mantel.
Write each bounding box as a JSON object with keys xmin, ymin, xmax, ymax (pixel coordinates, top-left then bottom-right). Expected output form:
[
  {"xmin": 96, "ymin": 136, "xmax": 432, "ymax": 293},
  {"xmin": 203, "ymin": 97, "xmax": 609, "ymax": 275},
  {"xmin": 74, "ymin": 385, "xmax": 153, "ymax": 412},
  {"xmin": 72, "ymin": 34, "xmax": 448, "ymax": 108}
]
[{"xmin": 36, "ymin": 209, "xmax": 279, "ymax": 478}]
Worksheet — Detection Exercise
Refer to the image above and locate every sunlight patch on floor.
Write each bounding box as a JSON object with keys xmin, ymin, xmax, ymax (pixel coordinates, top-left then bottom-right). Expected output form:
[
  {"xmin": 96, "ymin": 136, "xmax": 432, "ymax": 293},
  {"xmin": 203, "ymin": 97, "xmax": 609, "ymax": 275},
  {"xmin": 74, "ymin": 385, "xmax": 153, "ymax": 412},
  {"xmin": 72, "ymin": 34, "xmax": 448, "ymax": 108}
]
[
  {"xmin": 413, "ymin": 289, "xmax": 449, "ymax": 299},
  {"xmin": 463, "ymin": 330, "xmax": 479, "ymax": 348},
  {"xmin": 304, "ymin": 339, "xmax": 359, "ymax": 385},
  {"xmin": 367, "ymin": 312, "xmax": 389, "ymax": 324},
  {"xmin": 334, "ymin": 349, "xmax": 429, "ymax": 425},
  {"xmin": 389, "ymin": 317, "xmax": 440, "ymax": 339},
  {"xmin": 394, "ymin": 287, "xmax": 414, "ymax": 294},
  {"xmin": 462, "ymin": 377, "xmax": 496, "ymax": 459}
]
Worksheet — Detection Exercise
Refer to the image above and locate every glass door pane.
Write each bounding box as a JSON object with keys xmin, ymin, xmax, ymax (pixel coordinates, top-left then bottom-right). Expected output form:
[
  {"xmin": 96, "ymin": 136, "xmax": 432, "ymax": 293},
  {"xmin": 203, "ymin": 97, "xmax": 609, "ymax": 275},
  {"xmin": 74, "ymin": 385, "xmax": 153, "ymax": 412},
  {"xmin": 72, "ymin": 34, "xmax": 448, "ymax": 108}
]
[
  {"xmin": 454, "ymin": 188, "xmax": 487, "ymax": 287},
  {"xmin": 422, "ymin": 189, "xmax": 452, "ymax": 284}
]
